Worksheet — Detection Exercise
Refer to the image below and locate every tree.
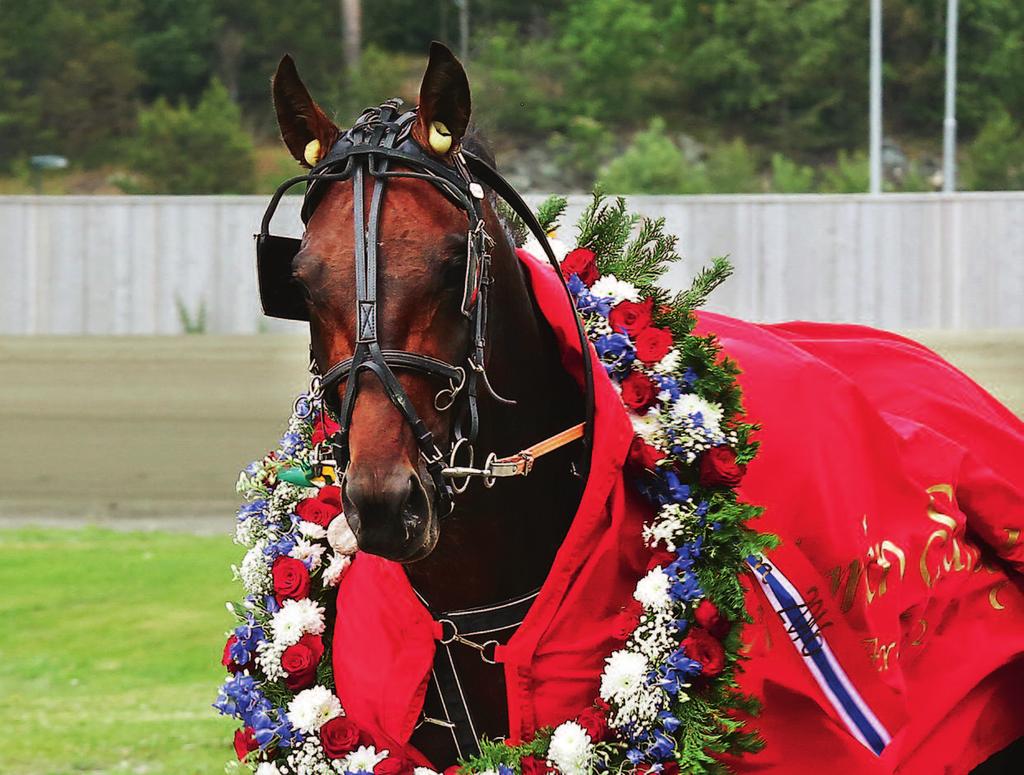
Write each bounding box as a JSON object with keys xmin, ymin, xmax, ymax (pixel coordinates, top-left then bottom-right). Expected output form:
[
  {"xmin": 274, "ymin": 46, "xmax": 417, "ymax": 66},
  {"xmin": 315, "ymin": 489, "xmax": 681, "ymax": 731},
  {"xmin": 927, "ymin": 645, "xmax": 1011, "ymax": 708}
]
[
  {"xmin": 599, "ymin": 118, "xmax": 709, "ymax": 194},
  {"xmin": 963, "ymin": 110, "xmax": 1024, "ymax": 190},
  {"xmin": 127, "ymin": 80, "xmax": 255, "ymax": 194}
]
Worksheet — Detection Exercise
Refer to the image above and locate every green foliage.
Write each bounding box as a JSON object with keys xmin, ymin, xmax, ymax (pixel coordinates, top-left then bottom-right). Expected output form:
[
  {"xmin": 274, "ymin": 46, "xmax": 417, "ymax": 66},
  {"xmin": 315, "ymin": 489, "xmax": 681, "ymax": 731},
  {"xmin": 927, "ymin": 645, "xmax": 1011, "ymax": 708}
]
[
  {"xmin": 821, "ymin": 149, "xmax": 870, "ymax": 194},
  {"xmin": 175, "ymin": 296, "xmax": 208, "ymax": 335},
  {"xmin": 599, "ymin": 118, "xmax": 707, "ymax": 194},
  {"xmin": 705, "ymin": 138, "xmax": 762, "ymax": 193},
  {"xmin": 770, "ymin": 152, "xmax": 816, "ymax": 193},
  {"xmin": 547, "ymin": 116, "xmax": 617, "ymax": 189},
  {"xmin": 126, "ymin": 79, "xmax": 256, "ymax": 194},
  {"xmin": 536, "ymin": 195, "xmax": 569, "ymax": 234},
  {"xmin": 133, "ymin": 0, "xmax": 220, "ymax": 104},
  {"xmin": 963, "ymin": 109, "xmax": 1024, "ymax": 190}
]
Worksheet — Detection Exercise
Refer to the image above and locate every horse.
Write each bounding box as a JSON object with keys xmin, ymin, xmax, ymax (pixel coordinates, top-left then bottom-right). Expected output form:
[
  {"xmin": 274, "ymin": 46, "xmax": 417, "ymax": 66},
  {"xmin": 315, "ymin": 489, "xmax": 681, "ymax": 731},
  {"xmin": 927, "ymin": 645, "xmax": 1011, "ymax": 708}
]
[
  {"xmin": 263, "ymin": 42, "xmax": 1024, "ymax": 773},
  {"xmin": 269, "ymin": 44, "xmax": 587, "ymax": 766}
]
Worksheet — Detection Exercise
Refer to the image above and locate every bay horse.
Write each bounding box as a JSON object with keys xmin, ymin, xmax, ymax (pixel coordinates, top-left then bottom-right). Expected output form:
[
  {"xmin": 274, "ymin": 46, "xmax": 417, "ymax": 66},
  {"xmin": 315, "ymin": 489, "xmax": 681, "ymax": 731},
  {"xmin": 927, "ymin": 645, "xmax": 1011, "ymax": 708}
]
[
  {"xmin": 269, "ymin": 43, "xmax": 585, "ymax": 765},
  {"xmin": 264, "ymin": 43, "xmax": 1024, "ymax": 773}
]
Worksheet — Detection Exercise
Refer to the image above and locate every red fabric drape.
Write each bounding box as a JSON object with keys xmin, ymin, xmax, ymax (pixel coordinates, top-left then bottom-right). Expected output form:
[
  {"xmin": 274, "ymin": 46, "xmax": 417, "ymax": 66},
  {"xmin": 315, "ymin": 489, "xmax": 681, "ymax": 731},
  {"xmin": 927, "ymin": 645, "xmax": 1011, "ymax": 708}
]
[{"xmin": 331, "ymin": 252, "xmax": 1024, "ymax": 773}]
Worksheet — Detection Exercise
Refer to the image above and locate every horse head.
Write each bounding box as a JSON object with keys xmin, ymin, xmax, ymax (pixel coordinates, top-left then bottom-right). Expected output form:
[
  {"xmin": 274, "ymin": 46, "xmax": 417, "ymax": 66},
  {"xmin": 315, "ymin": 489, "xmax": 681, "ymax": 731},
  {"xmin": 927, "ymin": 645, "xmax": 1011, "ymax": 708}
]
[{"xmin": 271, "ymin": 44, "xmax": 498, "ymax": 563}]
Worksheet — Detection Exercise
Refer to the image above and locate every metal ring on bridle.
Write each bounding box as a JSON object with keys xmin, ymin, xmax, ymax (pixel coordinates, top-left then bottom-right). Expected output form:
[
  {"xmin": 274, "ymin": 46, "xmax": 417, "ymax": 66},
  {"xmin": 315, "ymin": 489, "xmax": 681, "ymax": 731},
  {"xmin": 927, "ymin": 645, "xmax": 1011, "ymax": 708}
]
[
  {"xmin": 482, "ymin": 452, "xmax": 498, "ymax": 488},
  {"xmin": 293, "ymin": 392, "xmax": 314, "ymax": 419},
  {"xmin": 433, "ymin": 366, "xmax": 467, "ymax": 412},
  {"xmin": 448, "ymin": 437, "xmax": 475, "ymax": 494}
]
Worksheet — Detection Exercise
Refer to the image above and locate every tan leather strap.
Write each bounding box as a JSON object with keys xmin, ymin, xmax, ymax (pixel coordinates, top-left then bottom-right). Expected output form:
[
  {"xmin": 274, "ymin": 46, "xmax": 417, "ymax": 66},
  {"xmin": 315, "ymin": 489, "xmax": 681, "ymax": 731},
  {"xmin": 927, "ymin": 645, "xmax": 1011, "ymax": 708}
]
[{"xmin": 441, "ymin": 422, "xmax": 586, "ymax": 481}]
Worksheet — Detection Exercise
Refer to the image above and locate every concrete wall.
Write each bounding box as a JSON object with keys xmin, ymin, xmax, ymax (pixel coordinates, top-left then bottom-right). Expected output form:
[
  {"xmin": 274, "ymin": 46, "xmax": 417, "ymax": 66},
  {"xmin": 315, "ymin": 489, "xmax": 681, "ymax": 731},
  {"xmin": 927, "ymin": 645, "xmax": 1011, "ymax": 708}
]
[{"xmin": 2, "ymin": 192, "xmax": 1022, "ymax": 333}]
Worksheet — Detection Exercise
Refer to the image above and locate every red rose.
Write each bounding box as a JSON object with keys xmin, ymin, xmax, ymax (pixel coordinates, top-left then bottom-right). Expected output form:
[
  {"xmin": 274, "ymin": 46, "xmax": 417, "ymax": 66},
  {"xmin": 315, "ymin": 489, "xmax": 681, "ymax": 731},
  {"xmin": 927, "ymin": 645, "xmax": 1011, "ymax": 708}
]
[
  {"xmin": 281, "ymin": 633, "xmax": 324, "ymax": 691},
  {"xmin": 222, "ymin": 635, "xmax": 254, "ymax": 673},
  {"xmin": 627, "ymin": 434, "xmax": 665, "ymax": 472},
  {"xmin": 295, "ymin": 494, "xmax": 342, "ymax": 528},
  {"xmin": 608, "ymin": 298, "xmax": 653, "ymax": 337},
  {"xmin": 233, "ymin": 726, "xmax": 258, "ymax": 760},
  {"xmin": 698, "ymin": 446, "xmax": 746, "ymax": 488},
  {"xmin": 272, "ymin": 556, "xmax": 311, "ymax": 604},
  {"xmin": 319, "ymin": 716, "xmax": 363, "ymax": 759},
  {"xmin": 620, "ymin": 372, "xmax": 658, "ymax": 413},
  {"xmin": 634, "ymin": 326, "xmax": 673, "ymax": 365},
  {"xmin": 645, "ymin": 547, "xmax": 675, "ymax": 573},
  {"xmin": 694, "ymin": 599, "xmax": 731, "ymax": 640},
  {"xmin": 560, "ymin": 248, "xmax": 600, "ymax": 286},
  {"xmin": 376, "ymin": 756, "xmax": 411, "ymax": 775},
  {"xmin": 577, "ymin": 706, "xmax": 609, "ymax": 741},
  {"xmin": 222, "ymin": 635, "xmax": 239, "ymax": 673},
  {"xmin": 682, "ymin": 627, "xmax": 727, "ymax": 679},
  {"xmin": 443, "ymin": 767, "xmax": 463, "ymax": 775},
  {"xmin": 319, "ymin": 485, "xmax": 342, "ymax": 509},
  {"xmin": 311, "ymin": 415, "xmax": 341, "ymax": 445},
  {"xmin": 520, "ymin": 756, "xmax": 551, "ymax": 774},
  {"xmin": 613, "ymin": 598, "xmax": 644, "ymax": 640}
]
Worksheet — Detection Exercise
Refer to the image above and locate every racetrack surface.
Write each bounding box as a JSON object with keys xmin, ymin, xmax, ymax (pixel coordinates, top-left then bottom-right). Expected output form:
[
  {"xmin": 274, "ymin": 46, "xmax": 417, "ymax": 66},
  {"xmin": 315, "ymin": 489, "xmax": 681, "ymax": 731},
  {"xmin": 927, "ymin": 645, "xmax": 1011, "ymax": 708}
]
[{"xmin": 1, "ymin": 332, "xmax": 1021, "ymax": 528}]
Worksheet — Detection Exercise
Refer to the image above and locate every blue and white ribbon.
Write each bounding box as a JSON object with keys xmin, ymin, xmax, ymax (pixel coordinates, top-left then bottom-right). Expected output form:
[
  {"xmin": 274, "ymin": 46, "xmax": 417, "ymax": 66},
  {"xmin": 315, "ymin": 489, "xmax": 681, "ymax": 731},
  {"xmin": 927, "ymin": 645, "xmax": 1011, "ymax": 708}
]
[{"xmin": 746, "ymin": 554, "xmax": 892, "ymax": 756}]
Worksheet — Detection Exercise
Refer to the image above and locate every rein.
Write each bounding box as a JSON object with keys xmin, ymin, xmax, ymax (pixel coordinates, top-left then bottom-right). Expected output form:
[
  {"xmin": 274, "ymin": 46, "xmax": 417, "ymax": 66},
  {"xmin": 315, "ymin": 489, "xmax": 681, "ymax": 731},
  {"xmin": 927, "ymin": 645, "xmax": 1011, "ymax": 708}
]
[{"xmin": 256, "ymin": 99, "xmax": 594, "ymax": 514}]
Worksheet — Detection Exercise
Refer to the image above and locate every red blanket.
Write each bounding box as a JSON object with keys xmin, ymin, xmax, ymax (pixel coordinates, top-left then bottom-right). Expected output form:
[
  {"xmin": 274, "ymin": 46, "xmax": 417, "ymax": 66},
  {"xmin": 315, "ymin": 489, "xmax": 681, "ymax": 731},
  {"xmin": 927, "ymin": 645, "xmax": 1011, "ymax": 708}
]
[{"xmin": 332, "ymin": 252, "xmax": 1024, "ymax": 773}]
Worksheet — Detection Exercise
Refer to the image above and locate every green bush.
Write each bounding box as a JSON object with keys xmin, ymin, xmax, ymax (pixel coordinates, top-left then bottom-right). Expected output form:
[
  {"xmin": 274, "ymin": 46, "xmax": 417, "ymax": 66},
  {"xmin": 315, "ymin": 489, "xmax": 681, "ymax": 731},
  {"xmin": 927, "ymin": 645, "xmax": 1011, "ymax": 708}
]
[
  {"xmin": 599, "ymin": 118, "xmax": 707, "ymax": 194},
  {"xmin": 547, "ymin": 116, "xmax": 616, "ymax": 189},
  {"xmin": 821, "ymin": 149, "xmax": 870, "ymax": 193},
  {"xmin": 963, "ymin": 110, "xmax": 1024, "ymax": 190},
  {"xmin": 770, "ymin": 152, "xmax": 815, "ymax": 193},
  {"xmin": 125, "ymin": 79, "xmax": 255, "ymax": 194},
  {"xmin": 704, "ymin": 138, "xmax": 761, "ymax": 193}
]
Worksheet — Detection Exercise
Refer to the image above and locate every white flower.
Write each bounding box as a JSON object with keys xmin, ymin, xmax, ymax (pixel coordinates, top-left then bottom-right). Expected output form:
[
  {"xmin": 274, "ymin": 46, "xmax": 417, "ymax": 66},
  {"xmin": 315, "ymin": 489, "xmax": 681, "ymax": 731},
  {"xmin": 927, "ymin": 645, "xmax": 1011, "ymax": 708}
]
[
  {"xmin": 339, "ymin": 745, "xmax": 388, "ymax": 773},
  {"xmin": 525, "ymin": 234, "xmax": 569, "ymax": 262},
  {"xmin": 240, "ymin": 544, "xmax": 272, "ymax": 595},
  {"xmin": 547, "ymin": 720, "xmax": 594, "ymax": 775},
  {"xmin": 672, "ymin": 393, "xmax": 724, "ymax": 436},
  {"xmin": 600, "ymin": 649, "xmax": 650, "ymax": 703},
  {"xmin": 634, "ymin": 567, "xmax": 672, "ymax": 610},
  {"xmin": 630, "ymin": 410, "xmax": 661, "ymax": 443},
  {"xmin": 255, "ymin": 763, "xmax": 282, "ymax": 775},
  {"xmin": 327, "ymin": 516, "xmax": 359, "ymax": 556},
  {"xmin": 653, "ymin": 348, "xmax": 682, "ymax": 374},
  {"xmin": 322, "ymin": 553, "xmax": 352, "ymax": 587},
  {"xmin": 272, "ymin": 598, "xmax": 326, "ymax": 646},
  {"xmin": 290, "ymin": 537, "xmax": 326, "ymax": 570},
  {"xmin": 413, "ymin": 769, "xmax": 441, "ymax": 775},
  {"xmin": 298, "ymin": 520, "xmax": 327, "ymax": 540},
  {"xmin": 287, "ymin": 685, "xmax": 342, "ymax": 733},
  {"xmin": 590, "ymin": 274, "xmax": 640, "ymax": 303}
]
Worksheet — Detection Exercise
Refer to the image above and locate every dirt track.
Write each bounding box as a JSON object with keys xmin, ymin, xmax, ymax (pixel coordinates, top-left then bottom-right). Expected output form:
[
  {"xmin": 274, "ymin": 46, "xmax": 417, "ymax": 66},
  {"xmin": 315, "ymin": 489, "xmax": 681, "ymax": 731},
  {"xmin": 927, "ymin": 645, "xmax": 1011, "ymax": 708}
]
[{"xmin": 0, "ymin": 332, "xmax": 1020, "ymax": 526}]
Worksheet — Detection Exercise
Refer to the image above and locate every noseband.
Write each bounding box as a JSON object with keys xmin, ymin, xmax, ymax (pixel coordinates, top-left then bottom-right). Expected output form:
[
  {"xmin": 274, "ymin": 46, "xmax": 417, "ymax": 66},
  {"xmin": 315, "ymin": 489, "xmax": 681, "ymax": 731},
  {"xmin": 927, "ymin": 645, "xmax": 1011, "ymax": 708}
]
[{"xmin": 257, "ymin": 99, "xmax": 594, "ymax": 514}]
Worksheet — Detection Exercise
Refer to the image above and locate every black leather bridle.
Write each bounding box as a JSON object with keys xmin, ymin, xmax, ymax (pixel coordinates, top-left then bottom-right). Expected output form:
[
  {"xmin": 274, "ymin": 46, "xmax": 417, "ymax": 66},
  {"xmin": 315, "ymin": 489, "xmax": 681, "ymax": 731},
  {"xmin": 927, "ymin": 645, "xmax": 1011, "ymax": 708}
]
[{"xmin": 256, "ymin": 99, "xmax": 595, "ymax": 515}]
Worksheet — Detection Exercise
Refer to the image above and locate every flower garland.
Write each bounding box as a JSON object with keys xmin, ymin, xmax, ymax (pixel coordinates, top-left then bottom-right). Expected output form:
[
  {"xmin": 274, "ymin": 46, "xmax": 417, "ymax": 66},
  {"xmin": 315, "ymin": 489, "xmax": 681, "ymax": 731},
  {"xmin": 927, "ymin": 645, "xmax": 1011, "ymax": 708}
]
[{"xmin": 216, "ymin": 193, "xmax": 774, "ymax": 774}]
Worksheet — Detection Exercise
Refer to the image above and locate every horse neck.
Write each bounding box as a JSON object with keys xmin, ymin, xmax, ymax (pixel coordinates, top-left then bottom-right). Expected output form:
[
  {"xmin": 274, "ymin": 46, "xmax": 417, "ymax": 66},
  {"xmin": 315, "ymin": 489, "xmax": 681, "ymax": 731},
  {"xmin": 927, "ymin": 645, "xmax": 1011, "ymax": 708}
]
[{"xmin": 403, "ymin": 226, "xmax": 584, "ymax": 611}]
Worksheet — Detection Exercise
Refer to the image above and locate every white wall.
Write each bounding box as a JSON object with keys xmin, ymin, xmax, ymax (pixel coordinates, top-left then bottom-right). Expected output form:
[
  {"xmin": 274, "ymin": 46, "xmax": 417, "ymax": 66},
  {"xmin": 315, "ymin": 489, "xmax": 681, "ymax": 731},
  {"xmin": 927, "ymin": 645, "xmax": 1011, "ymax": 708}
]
[{"xmin": 1, "ymin": 192, "xmax": 1022, "ymax": 334}]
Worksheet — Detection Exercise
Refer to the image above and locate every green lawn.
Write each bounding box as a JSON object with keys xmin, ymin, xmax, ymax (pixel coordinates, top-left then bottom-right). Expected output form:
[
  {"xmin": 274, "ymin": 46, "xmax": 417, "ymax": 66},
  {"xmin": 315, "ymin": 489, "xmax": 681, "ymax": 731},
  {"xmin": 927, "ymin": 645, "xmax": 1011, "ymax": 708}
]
[{"xmin": 0, "ymin": 528, "xmax": 239, "ymax": 775}]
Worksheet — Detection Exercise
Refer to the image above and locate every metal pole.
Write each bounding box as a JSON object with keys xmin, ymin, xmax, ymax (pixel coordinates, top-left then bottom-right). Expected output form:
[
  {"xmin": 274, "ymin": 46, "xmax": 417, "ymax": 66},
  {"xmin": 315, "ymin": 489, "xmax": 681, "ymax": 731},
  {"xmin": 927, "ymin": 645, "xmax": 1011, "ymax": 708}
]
[
  {"xmin": 457, "ymin": 0, "xmax": 469, "ymax": 62},
  {"xmin": 869, "ymin": 0, "xmax": 883, "ymax": 194},
  {"xmin": 943, "ymin": 0, "xmax": 959, "ymax": 192}
]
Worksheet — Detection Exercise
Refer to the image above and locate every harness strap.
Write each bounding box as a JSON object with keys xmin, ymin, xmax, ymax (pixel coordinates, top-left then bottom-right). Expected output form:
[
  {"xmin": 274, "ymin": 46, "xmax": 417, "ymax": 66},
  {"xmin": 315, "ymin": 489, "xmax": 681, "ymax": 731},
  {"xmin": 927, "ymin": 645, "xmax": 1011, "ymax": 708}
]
[
  {"xmin": 442, "ymin": 422, "xmax": 586, "ymax": 480},
  {"xmin": 419, "ymin": 588, "xmax": 540, "ymax": 759}
]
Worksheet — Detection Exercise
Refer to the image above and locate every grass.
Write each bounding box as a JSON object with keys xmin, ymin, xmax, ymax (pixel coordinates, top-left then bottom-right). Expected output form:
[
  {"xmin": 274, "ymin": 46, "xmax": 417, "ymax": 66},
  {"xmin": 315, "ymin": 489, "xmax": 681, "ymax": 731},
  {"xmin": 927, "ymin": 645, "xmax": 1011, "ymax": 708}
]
[{"xmin": 0, "ymin": 528, "xmax": 239, "ymax": 774}]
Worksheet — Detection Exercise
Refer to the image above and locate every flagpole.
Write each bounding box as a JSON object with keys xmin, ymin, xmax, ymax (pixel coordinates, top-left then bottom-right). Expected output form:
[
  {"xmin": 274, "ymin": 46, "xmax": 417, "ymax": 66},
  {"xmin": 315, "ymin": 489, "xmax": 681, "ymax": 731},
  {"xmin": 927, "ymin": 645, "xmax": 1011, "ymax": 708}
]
[
  {"xmin": 943, "ymin": 0, "xmax": 959, "ymax": 193},
  {"xmin": 869, "ymin": 0, "xmax": 883, "ymax": 194}
]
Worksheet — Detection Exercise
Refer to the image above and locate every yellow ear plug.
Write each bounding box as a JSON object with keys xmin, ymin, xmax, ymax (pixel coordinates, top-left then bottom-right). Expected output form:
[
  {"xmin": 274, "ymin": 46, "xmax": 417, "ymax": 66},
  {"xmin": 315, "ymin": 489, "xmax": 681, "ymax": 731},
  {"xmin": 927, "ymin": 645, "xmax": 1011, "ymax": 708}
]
[
  {"xmin": 303, "ymin": 138, "xmax": 322, "ymax": 166},
  {"xmin": 428, "ymin": 121, "xmax": 452, "ymax": 154}
]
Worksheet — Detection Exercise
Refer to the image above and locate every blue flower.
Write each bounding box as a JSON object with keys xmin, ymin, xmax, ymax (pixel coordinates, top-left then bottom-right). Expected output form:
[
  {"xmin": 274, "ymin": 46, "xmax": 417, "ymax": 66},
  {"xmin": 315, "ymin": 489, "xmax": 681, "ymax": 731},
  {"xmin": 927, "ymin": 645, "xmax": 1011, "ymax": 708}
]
[
  {"xmin": 594, "ymin": 332, "xmax": 636, "ymax": 375},
  {"xmin": 668, "ymin": 569, "xmax": 703, "ymax": 603},
  {"xmin": 660, "ymin": 470, "xmax": 690, "ymax": 504},
  {"xmin": 681, "ymin": 367, "xmax": 698, "ymax": 389},
  {"xmin": 655, "ymin": 374, "xmax": 682, "ymax": 401},
  {"xmin": 626, "ymin": 748, "xmax": 646, "ymax": 765},
  {"xmin": 264, "ymin": 595, "xmax": 280, "ymax": 614},
  {"xmin": 280, "ymin": 431, "xmax": 303, "ymax": 455},
  {"xmin": 647, "ymin": 729, "xmax": 676, "ymax": 760},
  {"xmin": 498, "ymin": 767, "xmax": 515, "ymax": 775},
  {"xmin": 658, "ymin": 711, "xmax": 682, "ymax": 733},
  {"xmin": 263, "ymin": 535, "xmax": 297, "ymax": 560},
  {"xmin": 244, "ymin": 461, "xmax": 262, "ymax": 476},
  {"xmin": 237, "ymin": 499, "xmax": 268, "ymax": 523}
]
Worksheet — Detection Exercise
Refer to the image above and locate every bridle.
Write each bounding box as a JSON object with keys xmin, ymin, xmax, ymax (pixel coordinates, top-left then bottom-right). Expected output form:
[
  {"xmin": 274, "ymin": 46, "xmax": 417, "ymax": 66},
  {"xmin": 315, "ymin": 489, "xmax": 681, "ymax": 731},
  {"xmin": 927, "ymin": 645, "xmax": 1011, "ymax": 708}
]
[{"xmin": 256, "ymin": 99, "xmax": 595, "ymax": 515}]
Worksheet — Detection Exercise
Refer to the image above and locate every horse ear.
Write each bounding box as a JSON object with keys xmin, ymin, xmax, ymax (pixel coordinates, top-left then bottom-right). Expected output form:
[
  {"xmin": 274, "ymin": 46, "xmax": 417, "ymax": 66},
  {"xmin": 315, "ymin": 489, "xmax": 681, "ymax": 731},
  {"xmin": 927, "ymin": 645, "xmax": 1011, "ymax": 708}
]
[
  {"xmin": 416, "ymin": 41, "xmax": 471, "ymax": 156},
  {"xmin": 272, "ymin": 54, "xmax": 340, "ymax": 168}
]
